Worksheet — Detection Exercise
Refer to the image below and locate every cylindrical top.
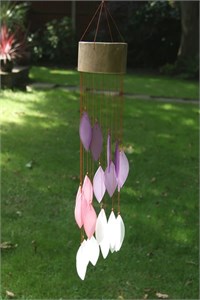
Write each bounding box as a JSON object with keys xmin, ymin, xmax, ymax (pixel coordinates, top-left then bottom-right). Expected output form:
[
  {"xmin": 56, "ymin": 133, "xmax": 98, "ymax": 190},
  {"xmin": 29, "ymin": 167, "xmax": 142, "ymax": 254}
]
[{"xmin": 78, "ymin": 42, "xmax": 127, "ymax": 74}]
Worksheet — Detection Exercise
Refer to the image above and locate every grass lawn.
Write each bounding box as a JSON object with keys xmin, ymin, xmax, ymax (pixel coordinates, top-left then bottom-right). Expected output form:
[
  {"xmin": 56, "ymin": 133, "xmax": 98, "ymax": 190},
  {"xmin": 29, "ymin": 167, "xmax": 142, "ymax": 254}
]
[
  {"xmin": 1, "ymin": 68, "xmax": 199, "ymax": 299},
  {"xmin": 30, "ymin": 66, "xmax": 199, "ymax": 100}
]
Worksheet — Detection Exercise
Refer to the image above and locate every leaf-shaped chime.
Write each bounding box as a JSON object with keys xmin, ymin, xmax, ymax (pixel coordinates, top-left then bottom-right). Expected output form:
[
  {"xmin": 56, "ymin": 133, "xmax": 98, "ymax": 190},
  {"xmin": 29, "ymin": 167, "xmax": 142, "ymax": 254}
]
[
  {"xmin": 107, "ymin": 211, "xmax": 117, "ymax": 253},
  {"xmin": 82, "ymin": 175, "xmax": 93, "ymax": 204},
  {"xmin": 79, "ymin": 112, "xmax": 92, "ymax": 151},
  {"xmin": 75, "ymin": 1, "xmax": 129, "ymax": 279},
  {"xmin": 118, "ymin": 151, "xmax": 129, "ymax": 190},
  {"xmin": 83, "ymin": 204, "xmax": 97, "ymax": 239},
  {"xmin": 93, "ymin": 166, "xmax": 106, "ymax": 202},
  {"xmin": 90, "ymin": 122, "xmax": 103, "ymax": 161},
  {"xmin": 115, "ymin": 214, "xmax": 125, "ymax": 252},
  {"xmin": 87, "ymin": 236, "xmax": 100, "ymax": 266},
  {"xmin": 76, "ymin": 239, "xmax": 89, "ymax": 280},
  {"xmin": 74, "ymin": 185, "xmax": 83, "ymax": 228},
  {"xmin": 104, "ymin": 161, "xmax": 117, "ymax": 197}
]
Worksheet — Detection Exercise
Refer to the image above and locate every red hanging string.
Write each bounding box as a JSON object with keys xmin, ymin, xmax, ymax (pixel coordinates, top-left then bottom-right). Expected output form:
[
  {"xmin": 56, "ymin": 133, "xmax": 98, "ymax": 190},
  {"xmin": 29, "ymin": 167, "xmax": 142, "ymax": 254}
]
[
  {"xmin": 80, "ymin": 0, "xmax": 125, "ymax": 43},
  {"xmin": 94, "ymin": 1, "xmax": 104, "ymax": 44},
  {"xmin": 80, "ymin": 2, "xmax": 102, "ymax": 41},
  {"xmin": 104, "ymin": 1, "xmax": 113, "ymax": 42}
]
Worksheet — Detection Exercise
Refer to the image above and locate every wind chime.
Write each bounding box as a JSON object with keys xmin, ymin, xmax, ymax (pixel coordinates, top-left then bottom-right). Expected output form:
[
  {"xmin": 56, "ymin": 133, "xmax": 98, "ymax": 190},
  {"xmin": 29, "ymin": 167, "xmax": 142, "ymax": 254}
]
[{"xmin": 74, "ymin": 0, "xmax": 129, "ymax": 280}]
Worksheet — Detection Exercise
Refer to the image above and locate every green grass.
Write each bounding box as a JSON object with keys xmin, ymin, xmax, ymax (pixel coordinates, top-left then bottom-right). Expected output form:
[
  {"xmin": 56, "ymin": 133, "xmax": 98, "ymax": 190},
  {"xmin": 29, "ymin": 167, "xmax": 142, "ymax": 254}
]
[
  {"xmin": 30, "ymin": 66, "xmax": 199, "ymax": 100},
  {"xmin": 1, "ymin": 69, "xmax": 199, "ymax": 299}
]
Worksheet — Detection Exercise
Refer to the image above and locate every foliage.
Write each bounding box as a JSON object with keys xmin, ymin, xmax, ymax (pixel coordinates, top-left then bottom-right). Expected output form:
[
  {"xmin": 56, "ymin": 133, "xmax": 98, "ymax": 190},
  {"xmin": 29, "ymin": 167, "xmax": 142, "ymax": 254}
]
[
  {"xmin": 29, "ymin": 17, "xmax": 76, "ymax": 65},
  {"xmin": 0, "ymin": 1, "xmax": 30, "ymax": 32},
  {"xmin": 176, "ymin": 56, "xmax": 199, "ymax": 80},
  {"xmin": 160, "ymin": 55, "xmax": 199, "ymax": 80},
  {"xmin": 1, "ymin": 69, "xmax": 199, "ymax": 298},
  {"xmin": 160, "ymin": 63, "xmax": 176, "ymax": 76},
  {"xmin": 124, "ymin": 1, "xmax": 181, "ymax": 68}
]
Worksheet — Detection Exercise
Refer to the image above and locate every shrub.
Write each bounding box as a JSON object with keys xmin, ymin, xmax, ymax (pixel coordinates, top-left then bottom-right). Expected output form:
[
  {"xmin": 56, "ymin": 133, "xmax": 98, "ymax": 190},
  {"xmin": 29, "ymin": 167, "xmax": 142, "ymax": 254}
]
[
  {"xmin": 160, "ymin": 56, "xmax": 199, "ymax": 80},
  {"xmin": 29, "ymin": 17, "xmax": 76, "ymax": 66},
  {"xmin": 123, "ymin": 1, "xmax": 181, "ymax": 68},
  {"xmin": 0, "ymin": 1, "xmax": 30, "ymax": 32}
]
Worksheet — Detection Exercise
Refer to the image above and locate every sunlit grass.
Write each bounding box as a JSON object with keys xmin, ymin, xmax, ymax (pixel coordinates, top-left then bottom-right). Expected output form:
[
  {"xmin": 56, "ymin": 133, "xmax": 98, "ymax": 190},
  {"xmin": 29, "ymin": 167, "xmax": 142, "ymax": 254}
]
[{"xmin": 1, "ymin": 70, "xmax": 199, "ymax": 299}]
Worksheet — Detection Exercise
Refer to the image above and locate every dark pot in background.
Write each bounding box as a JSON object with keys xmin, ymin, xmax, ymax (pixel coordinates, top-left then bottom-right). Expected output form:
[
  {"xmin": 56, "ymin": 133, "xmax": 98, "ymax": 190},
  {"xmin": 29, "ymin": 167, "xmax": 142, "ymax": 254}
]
[
  {"xmin": 15, "ymin": 52, "xmax": 31, "ymax": 66},
  {"xmin": 0, "ymin": 60, "xmax": 13, "ymax": 72}
]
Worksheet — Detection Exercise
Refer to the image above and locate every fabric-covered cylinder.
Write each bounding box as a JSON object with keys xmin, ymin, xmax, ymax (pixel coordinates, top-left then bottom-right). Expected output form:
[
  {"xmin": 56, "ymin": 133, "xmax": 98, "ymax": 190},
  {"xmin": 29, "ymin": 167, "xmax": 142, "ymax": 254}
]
[{"xmin": 78, "ymin": 42, "xmax": 127, "ymax": 74}]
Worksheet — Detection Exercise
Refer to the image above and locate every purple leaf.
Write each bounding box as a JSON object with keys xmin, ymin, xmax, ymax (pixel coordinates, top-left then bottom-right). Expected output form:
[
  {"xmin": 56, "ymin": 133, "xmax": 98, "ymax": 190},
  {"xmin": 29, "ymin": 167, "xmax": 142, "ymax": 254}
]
[
  {"xmin": 118, "ymin": 151, "xmax": 129, "ymax": 190},
  {"xmin": 90, "ymin": 122, "xmax": 103, "ymax": 161},
  {"xmin": 107, "ymin": 133, "xmax": 111, "ymax": 170},
  {"xmin": 104, "ymin": 161, "xmax": 117, "ymax": 197},
  {"xmin": 79, "ymin": 112, "xmax": 92, "ymax": 151},
  {"xmin": 93, "ymin": 166, "xmax": 106, "ymax": 203},
  {"xmin": 114, "ymin": 141, "xmax": 120, "ymax": 177}
]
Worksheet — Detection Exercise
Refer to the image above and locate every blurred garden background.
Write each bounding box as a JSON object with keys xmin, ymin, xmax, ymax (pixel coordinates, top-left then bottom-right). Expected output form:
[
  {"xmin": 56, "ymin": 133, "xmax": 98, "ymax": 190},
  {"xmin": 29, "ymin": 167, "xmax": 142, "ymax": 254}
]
[{"xmin": 1, "ymin": 1, "xmax": 199, "ymax": 299}]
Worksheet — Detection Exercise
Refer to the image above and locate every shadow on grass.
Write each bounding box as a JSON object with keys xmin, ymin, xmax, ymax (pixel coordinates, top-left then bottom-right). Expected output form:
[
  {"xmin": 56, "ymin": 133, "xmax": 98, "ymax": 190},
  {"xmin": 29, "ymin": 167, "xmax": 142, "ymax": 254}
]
[
  {"xmin": 1, "ymin": 89, "xmax": 199, "ymax": 299},
  {"xmin": 29, "ymin": 66, "xmax": 79, "ymax": 86},
  {"xmin": 125, "ymin": 73, "xmax": 199, "ymax": 99},
  {"xmin": 29, "ymin": 66, "xmax": 199, "ymax": 100}
]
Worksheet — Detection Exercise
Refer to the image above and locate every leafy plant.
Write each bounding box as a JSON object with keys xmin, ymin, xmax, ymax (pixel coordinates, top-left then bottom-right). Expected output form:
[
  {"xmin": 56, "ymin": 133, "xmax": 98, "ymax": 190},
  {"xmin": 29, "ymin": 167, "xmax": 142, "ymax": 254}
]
[
  {"xmin": 0, "ymin": 1, "xmax": 30, "ymax": 32},
  {"xmin": 0, "ymin": 25, "xmax": 25, "ymax": 63},
  {"xmin": 160, "ymin": 55, "xmax": 199, "ymax": 79},
  {"xmin": 123, "ymin": 0, "xmax": 181, "ymax": 68},
  {"xmin": 160, "ymin": 63, "xmax": 176, "ymax": 76},
  {"xmin": 29, "ymin": 17, "xmax": 76, "ymax": 65}
]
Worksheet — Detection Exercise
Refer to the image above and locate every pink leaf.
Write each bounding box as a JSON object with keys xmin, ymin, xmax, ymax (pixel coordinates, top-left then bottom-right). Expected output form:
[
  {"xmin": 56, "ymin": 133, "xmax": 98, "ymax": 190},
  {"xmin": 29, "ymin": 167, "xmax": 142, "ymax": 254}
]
[
  {"xmin": 81, "ymin": 194, "xmax": 89, "ymax": 224},
  {"xmin": 93, "ymin": 166, "xmax": 105, "ymax": 203},
  {"xmin": 104, "ymin": 161, "xmax": 117, "ymax": 197},
  {"xmin": 83, "ymin": 205, "xmax": 97, "ymax": 239},
  {"xmin": 118, "ymin": 151, "xmax": 129, "ymax": 190},
  {"xmin": 74, "ymin": 185, "xmax": 83, "ymax": 228},
  {"xmin": 90, "ymin": 122, "xmax": 103, "ymax": 161},
  {"xmin": 82, "ymin": 175, "xmax": 93, "ymax": 204},
  {"xmin": 79, "ymin": 112, "xmax": 92, "ymax": 151}
]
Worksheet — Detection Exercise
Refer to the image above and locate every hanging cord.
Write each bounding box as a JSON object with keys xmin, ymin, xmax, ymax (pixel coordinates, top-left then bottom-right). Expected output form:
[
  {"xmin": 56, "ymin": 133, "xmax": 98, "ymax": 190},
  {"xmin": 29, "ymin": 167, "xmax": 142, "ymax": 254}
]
[
  {"xmin": 80, "ymin": 1, "xmax": 102, "ymax": 41},
  {"xmin": 94, "ymin": 1, "xmax": 104, "ymax": 44},
  {"xmin": 104, "ymin": 3, "xmax": 124, "ymax": 42},
  {"xmin": 79, "ymin": 73, "xmax": 83, "ymax": 186},
  {"xmin": 117, "ymin": 191, "xmax": 121, "ymax": 214},
  {"xmin": 80, "ymin": 0, "xmax": 124, "ymax": 43},
  {"xmin": 104, "ymin": 1, "xmax": 113, "ymax": 42}
]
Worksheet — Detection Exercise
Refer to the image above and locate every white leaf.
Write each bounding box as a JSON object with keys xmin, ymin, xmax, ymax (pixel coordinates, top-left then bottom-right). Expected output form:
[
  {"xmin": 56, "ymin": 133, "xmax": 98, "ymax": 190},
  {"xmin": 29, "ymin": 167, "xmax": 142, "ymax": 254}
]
[
  {"xmin": 87, "ymin": 236, "xmax": 100, "ymax": 266},
  {"xmin": 95, "ymin": 208, "xmax": 107, "ymax": 244},
  {"xmin": 99, "ymin": 232, "xmax": 110, "ymax": 259},
  {"xmin": 115, "ymin": 214, "xmax": 125, "ymax": 252},
  {"xmin": 107, "ymin": 211, "xmax": 117, "ymax": 253},
  {"xmin": 76, "ymin": 239, "xmax": 89, "ymax": 280}
]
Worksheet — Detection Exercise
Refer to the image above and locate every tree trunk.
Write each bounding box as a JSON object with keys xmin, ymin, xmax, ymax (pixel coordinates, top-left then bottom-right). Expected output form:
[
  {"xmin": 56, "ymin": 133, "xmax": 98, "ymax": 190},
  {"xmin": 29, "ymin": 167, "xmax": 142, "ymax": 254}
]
[{"xmin": 178, "ymin": 1, "xmax": 199, "ymax": 60}]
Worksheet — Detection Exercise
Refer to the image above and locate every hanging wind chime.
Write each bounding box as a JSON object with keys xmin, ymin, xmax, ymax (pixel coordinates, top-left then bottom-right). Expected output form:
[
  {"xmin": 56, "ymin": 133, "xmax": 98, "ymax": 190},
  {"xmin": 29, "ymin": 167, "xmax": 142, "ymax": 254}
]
[{"xmin": 74, "ymin": 0, "xmax": 129, "ymax": 280}]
